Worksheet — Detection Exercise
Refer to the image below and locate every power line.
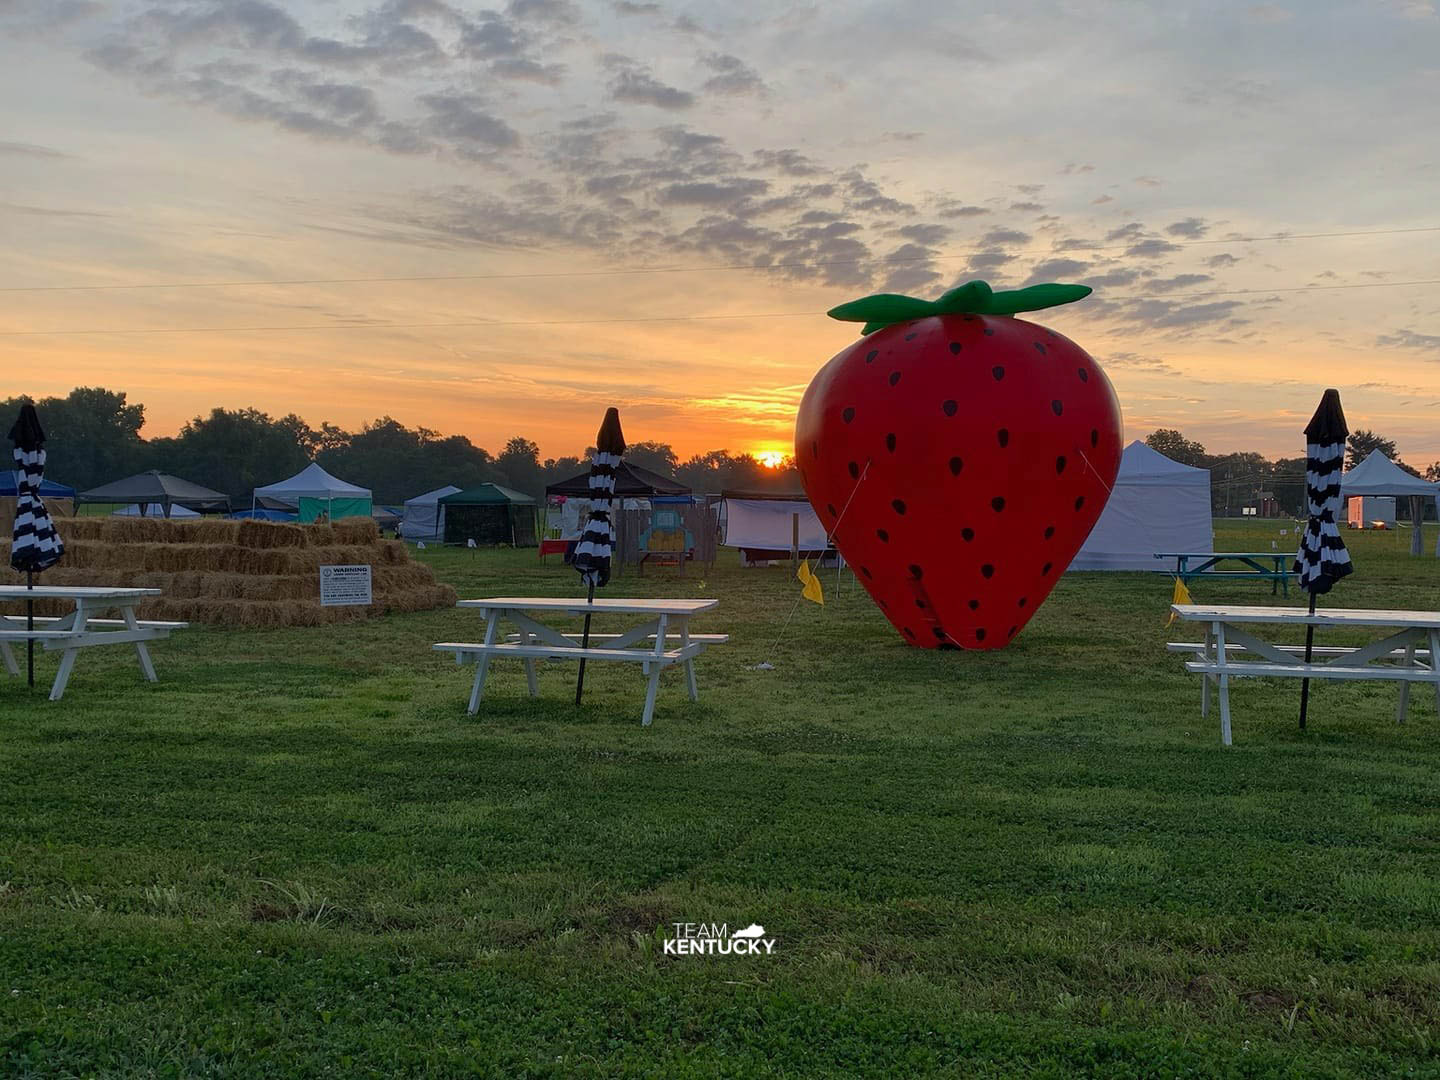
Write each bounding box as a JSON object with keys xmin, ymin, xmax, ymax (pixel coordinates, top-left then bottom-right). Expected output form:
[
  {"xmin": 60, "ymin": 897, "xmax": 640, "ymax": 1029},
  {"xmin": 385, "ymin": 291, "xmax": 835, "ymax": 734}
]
[
  {"xmin": 0, "ymin": 225, "xmax": 1436, "ymax": 294},
  {"xmin": 2, "ymin": 277, "xmax": 1438, "ymax": 337}
]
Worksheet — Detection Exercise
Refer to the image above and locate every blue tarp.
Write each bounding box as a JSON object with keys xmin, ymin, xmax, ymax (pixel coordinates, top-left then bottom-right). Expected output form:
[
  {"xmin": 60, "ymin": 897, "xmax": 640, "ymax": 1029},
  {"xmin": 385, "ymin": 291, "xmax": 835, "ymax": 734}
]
[
  {"xmin": 1, "ymin": 474, "xmax": 75, "ymax": 499},
  {"xmin": 228, "ymin": 507, "xmax": 298, "ymax": 522}
]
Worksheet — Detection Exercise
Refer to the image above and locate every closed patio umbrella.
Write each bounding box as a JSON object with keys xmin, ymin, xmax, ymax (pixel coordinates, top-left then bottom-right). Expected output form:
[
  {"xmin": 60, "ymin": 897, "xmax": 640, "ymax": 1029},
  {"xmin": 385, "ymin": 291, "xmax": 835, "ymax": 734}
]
[
  {"xmin": 573, "ymin": 408, "xmax": 626, "ymax": 705},
  {"xmin": 1294, "ymin": 388, "xmax": 1353, "ymax": 730},
  {"xmin": 9, "ymin": 404, "xmax": 66, "ymax": 687}
]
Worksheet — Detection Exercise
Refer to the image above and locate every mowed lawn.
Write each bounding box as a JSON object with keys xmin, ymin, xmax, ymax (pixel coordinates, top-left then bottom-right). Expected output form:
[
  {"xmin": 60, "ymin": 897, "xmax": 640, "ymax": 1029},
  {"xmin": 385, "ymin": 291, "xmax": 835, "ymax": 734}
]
[{"xmin": 2, "ymin": 520, "xmax": 1439, "ymax": 1077}]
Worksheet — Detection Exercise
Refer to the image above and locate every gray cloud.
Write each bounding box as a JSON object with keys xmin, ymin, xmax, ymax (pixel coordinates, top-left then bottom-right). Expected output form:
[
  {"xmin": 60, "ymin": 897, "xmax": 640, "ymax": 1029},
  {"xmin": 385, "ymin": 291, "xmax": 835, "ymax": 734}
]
[
  {"xmin": 1009, "ymin": 200, "xmax": 1044, "ymax": 212},
  {"xmin": 1126, "ymin": 238, "xmax": 1182, "ymax": 258},
  {"xmin": 1021, "ymin": 257, "xmax": 1091, "ymax": 286},
  {"xmin": 981, "ymin": 228, "xmax": 1030, "ymax": 247},
  {"xmin": 1376, "ymin": 329, "xmax": 1440, "ymax": 354},
  {"xmin": 1104, "ymin": 222, "xmax": 1145, "ymax": 242},
  {"xmin": 700, "ymin": 53, "xmax": 766, "ymax": 96},
  {"xmin": 420, "ymin": 91, "xmax": 521, "ymax": 150},
  {"xmin": 1165, "ymin": 217, "xmax": 1208, "ymax": 238},
  {"xmin": 1206, "ymin": 252, "xmax": 1240, "ymax": 268},
  {"xmin": 607, "ymin": 64, "xmax": 695, "ymax": 109},
  {"xmin": 896, "ymin": 223, "xmax": 948, "ymax": 246},
  {"xmin": 0, "ymin": 139, "xmax": 72, "ymax": 158},
  {"xmin": 1147, "ymin": 273, "xmax": 1213, "ymax": 292}
]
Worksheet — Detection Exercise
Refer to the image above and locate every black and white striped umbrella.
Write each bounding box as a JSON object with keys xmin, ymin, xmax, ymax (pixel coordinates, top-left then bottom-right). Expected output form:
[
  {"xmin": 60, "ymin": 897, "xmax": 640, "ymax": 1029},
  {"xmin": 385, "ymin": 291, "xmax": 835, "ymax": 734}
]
[
  {"xmin": 9, "ymin": 404, "xmax": 64, "ymax": 575},
  {"xmin": 1294, "ymin": 389, "xmax": 1352, "ymax": 596},
  {"xmin": 572, "ymin": 407, "xmax": 626, "ymax": 589},
  {"xmin": 1294, "ymin": 388, "xmax": 1351, "ymax": 731},
  {"xmin": 572, "ymin": 408, "xmax": 625, "ymax": 706}
]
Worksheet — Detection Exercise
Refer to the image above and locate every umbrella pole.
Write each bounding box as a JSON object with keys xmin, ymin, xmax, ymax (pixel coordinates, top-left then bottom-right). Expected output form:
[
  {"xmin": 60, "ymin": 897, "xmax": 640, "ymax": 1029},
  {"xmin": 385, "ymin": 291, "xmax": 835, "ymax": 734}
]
[
  {"xmin": 1298, "ymin": 592, "xmax": 1317, "ymax": 730},
  {"xmin": 575, "ymin": 581, "xmax": 595, "ymax": 705},
  {"xmin": 26, "ymin": 568, "xmax": 34, "ymax": 689}
]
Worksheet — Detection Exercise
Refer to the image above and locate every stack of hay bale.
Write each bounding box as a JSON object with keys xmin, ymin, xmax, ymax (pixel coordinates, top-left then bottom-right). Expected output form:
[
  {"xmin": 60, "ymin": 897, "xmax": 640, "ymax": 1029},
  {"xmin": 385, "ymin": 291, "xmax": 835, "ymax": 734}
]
[{"xmin": 0, "ymin": 516, "xmax": 456, "ymax": 627}]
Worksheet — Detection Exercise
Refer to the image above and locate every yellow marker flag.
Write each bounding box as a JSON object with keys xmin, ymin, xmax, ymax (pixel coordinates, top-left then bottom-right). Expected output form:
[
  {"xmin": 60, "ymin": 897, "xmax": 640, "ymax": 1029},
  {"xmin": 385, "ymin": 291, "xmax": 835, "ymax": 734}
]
[
  {"xmin": 1166, "ymin": 576, "xmax": 1191, "ymax": 626},
  {"xmin": 797, "ymin": 558, "xmax": 825, "ymax": 605}
]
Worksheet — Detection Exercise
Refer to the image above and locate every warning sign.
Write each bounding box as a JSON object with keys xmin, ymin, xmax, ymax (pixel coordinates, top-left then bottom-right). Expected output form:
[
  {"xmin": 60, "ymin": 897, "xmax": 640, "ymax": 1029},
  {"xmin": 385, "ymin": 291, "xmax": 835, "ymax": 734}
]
[{"xmin": 319, "ymin": 564, "xmax": 372, "ymax": 607}]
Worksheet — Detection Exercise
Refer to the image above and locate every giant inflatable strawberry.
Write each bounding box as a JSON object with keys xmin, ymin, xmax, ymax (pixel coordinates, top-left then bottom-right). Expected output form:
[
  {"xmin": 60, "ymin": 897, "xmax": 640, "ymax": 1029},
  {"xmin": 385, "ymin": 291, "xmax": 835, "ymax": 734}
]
[{"xmin": 795, "ymin": 280, "xmax": 1122, "ymax": 649}]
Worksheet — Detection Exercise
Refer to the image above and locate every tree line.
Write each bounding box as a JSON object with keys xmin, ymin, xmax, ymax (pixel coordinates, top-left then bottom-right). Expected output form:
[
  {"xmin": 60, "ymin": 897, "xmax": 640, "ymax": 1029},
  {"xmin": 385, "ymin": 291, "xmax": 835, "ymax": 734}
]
[
  {"xmin": 7, "ymin": 388, "xmax": 1436, "ymax": 514},
  {"xmin": 1145, "ymin": 428, "xmax": 1440, "ymax": 517},
  {"xmin": 1, "ymin": 387, "xmax": 801, "ymax": 505}
]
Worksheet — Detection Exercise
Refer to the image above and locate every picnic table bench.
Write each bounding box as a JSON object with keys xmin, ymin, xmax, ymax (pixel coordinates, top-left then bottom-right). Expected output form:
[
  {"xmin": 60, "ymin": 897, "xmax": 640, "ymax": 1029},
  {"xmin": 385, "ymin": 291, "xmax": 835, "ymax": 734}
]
[
  {"xmin": 1155, "ymin": 552, "xmax": 1294, "ymax": 595},
  {"xmin": 1169, "ymin": 604, "xmax": 1440, "ymax": 744},
  {"xmin": 0, "ymin": 586, "xmax": 187, "ymax": 701},
  {"xmin": 434, "ymin": 597, "xmax": 723, "ymax": 726}
]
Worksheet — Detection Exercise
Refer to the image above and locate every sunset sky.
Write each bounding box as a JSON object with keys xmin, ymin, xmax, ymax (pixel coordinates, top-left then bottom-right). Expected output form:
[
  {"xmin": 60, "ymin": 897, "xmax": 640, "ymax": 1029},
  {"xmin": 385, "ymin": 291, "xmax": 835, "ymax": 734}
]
[{"xmin": 2, "ymin": 0, "xmax": 1438, "ymax": 464}]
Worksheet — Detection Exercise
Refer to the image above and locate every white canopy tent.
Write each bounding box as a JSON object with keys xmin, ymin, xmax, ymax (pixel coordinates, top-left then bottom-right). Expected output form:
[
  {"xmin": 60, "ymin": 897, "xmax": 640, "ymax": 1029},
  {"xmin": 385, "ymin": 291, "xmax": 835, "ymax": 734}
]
[
  {"xmin": 252, "ymin": 463, "xmax": 372, "ymax": 523},
  {"xmin": 400, "ymin": 484, "xmax": 461, "ymax": 541},
  {"xmin": 1071, "ymin": 441, "xmax": 1214, "ymax": 571},
  {"xmin": 721, "ymin": 495, "xmax": 834, "ymax": 566},
  {"xmin": 1341, "ymin": 450, "xmax": 1439, "ymax": 556}
]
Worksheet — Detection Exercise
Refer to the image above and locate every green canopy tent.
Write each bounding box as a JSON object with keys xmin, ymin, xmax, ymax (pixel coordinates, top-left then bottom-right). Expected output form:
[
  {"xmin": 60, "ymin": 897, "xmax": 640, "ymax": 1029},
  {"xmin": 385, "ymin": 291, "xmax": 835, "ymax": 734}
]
[{"xmin": 438, "ymin": 484, "xmax": 538, "ymax": 546}]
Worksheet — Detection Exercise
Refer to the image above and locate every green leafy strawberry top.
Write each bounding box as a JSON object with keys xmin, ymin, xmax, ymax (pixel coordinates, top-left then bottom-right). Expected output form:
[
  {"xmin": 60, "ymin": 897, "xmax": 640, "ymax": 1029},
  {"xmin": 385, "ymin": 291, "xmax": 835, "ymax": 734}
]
[{"xmin": 828, "ymin": 280, "xmax": 1092, "ymax": 336}]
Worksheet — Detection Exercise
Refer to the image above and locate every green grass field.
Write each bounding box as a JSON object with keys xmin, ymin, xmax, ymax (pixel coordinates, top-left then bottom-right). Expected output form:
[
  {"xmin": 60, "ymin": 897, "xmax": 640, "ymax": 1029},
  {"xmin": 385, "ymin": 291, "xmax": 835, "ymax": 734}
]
[{"xmin": 2, "ymin": 520, "xmax": 1439, "ymax": 1077}]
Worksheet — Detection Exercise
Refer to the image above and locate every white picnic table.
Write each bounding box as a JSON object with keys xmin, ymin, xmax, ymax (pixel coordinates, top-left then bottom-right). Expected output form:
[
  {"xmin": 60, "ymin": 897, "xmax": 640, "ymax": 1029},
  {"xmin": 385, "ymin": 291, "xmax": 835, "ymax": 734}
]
[
  {"xmin": 0, "ymin": 585, "xmax": 187, "ymax": 701},
  {"xmin": 1169, "ymin": 604, "xmax": 1440, "ymax": 745},
  {"xmin": 434, "ymin": 596, "xmax": 724, "ymax": 726}
]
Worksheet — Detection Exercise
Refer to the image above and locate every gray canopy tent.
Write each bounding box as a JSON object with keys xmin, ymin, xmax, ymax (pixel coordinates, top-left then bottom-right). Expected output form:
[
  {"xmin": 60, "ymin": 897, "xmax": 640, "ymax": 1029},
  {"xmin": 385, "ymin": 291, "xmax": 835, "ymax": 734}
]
[
  {"xmin": 1341, "ymin": 450, "xmax": 1440, "ymax": 556},
  {"xmin": 78, "ymin": 470, "xmax": 231, "ymax": 516}
]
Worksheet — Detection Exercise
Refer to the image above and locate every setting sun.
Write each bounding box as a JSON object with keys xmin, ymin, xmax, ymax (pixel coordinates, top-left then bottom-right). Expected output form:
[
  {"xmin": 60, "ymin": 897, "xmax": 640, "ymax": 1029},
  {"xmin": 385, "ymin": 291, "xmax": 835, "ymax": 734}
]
[{"xmin": 754, "ymin": 450, "xmax": 788, "ymax": 469}]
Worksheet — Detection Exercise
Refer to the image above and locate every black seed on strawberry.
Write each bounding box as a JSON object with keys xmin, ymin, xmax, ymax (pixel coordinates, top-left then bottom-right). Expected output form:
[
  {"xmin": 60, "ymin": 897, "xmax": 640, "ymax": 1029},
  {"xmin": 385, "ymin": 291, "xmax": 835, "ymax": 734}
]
[
  {"xmin": 885, "ymin": 433, "xmax": 896, "ymax": 452},
  {"xmin": 905, "ymin": 332, "xmax": 917, "ymax": 341},
  {"xmin": 916, "ymin": 598, "xmax": 926, "ymax": 609},
  {"xmin": 1055, "ymin": 455, "xmax": 1067, "ymax": 474},
  {"xmin": 1034, "ymin": 342, "xmax": 1047, "ymax": 355},
  {"xmin": 888, "ymin": 371, "xmax": 901, "ymax": 386},
  {"xmin": 904, "ymin": 627, "xmax": 915, "ymax": 638},
  {"xmin": 981, "ymin": 564, "xmax": 994, "ymax": 578},
  {"xmin": 983, "ymin": 328, "xmax": 995, "ymax": 336},
  {"xmin": 933, "ymin": 627, "xmax": 947, "ymax": 640},
  {"xmin": 876, "ymin": 528, "xmax": 889, "ymax": 542},
  {"xmin": 891, "ymin": 499, "xmax": 907, "ymax": 515},
  {"xmin": 842, "ymin": 407, "xmax": 855, "ymax": 423},
  {"xmin": 991, "ymin": 496, "xmax": 1005, "ymax": 512},
  {"xmin": 1018, "ymin": 596, "xmax": 1027, "ymax": 608},
  {"xmin": 826, "ymin": 503, "xmax": 837, "ymax": 517},
  {"xmin": 909, "ymin": 564, "xmax": 923, "ymax": 579},
  {"xmin": 1074, "ymin": 495, "xmax": 1085, "ymax": 510},
  {"xmin": 1042, "ymin": 561, "xmax": 1053, "ymax": 575},
  {"xmin": 879, "ymin": 598, "xmax": 888, "ymax": 609},
  {"xmin": 968, "ymin": 599, "xmax": 980, "ymax": 610},
  {"xmin": 997, "ymin": 428, "xmax": 1009, "ymax": 448},
  {"xmin": 975, "ymin": 628, "xmax": 987, "ymax": 642},
  {"xmin": 1008, "ymin": 625, "xmax": 1017, "ymax": 637},
  {"xmin": 949, "ymin": 342, "xmax": 962, "ymax": 355},
  {"xmin": 865, "ymin": 349, "xmax": 878, "ymax": 364},
  {"xmin": 1090, "ymin": 428, "xmax": 1099, "ymax": 447},
  {"xmin": 1051, "ymin": 400, "xmax": 1063, "ymax": 416},
  {"xmin": 1077, "ymin": 368, "xmax": 1089, "ymax": 382},
  {"xmin": 961, "ymin": 527, "xmax": 974, "ymax": 542},
  {"xmin": 1044, "ymin": 525, "xmax": 1055, "ymax": 539},
  {"xmin": 949, "ymin": 457, "xmax": 963, "ymax": 476},
  {"xmin": 992, "ymin": 366, "xmax": 1005, "ymax": 380},
  {"xmin": 848, "ymin": 461, "xmax": 859, "ymax": 479},
  {"xmin": 811, "ymin": 441, "xmax": 818, "ymax": 458},
  {"xmin": 943, "ymin": 400, "xmax": 957, "ymax": 416},
  {"xmin": 861, "ymin": 566, "xmax": 872, "ymax": 578}
]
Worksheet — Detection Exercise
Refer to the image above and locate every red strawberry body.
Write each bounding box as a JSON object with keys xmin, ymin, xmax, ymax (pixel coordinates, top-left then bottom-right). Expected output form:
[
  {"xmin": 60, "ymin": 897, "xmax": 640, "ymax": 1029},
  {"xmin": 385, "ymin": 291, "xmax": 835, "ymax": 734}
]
[{"xmin": 795, "ymin": 311, "xmax": 1122, "ymax": 649}]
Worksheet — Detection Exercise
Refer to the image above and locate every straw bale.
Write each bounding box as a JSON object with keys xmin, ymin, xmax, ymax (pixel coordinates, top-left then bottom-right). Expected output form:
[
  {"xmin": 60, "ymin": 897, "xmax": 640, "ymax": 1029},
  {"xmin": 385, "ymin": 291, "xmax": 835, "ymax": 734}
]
[{"xmin": 237, "ymin": 519, "xmax": 309, "ymax": 549}]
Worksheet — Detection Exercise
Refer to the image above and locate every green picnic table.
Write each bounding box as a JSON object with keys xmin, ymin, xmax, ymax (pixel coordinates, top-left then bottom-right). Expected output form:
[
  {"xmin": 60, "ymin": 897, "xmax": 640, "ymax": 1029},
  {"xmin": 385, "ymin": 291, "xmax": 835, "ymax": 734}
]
[{"xmin": 1154, "ymin": 552, "xmax": 1294, "ymax": 596}]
